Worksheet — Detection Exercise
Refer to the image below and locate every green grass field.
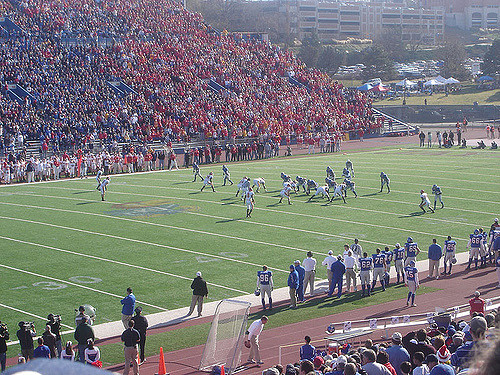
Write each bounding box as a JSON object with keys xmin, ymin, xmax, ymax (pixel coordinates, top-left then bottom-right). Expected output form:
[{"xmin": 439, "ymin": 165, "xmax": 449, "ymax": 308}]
[{"xmin": 0, "ymin": 146, "xmax": 499, "ymax": 345}]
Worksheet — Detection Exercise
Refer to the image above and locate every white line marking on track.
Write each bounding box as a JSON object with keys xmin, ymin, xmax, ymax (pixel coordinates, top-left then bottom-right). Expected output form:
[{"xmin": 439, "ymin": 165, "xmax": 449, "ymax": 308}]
[
  {"xmin": 0, "ymin": 263, "xmax": 168, "ymax": 311},
  {"xmin": 0, "ymin": 303, "xmax": 74, "ymax": 329},
  {"xmin": 0, "ymin": 235, "xmax": 252, "ymax": 295}
]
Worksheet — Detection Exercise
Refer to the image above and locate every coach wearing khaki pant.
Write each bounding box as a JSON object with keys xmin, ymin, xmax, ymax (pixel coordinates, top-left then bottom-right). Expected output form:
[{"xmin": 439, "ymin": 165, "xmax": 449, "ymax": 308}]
[
  {"xmin": 121, "ymin": 320, "xmax": 140, "ymax": 375},
  {"xmin": 187, "ymin": 271, "xmax": 208, "ymax": 317},
  {"xmin": 344, "ymin": 250, "xmax": 357, "ymax": 292},
  {"xmin": 428, "ymin": 239, "xmax": 442, "ymax": 279}
]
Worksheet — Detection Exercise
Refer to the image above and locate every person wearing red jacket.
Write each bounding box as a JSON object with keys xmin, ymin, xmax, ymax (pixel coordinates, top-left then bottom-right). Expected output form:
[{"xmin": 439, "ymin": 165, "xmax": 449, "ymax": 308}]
[{"xmin": 469, "ymin": 291, "xmax": 485, "ymax": 317}]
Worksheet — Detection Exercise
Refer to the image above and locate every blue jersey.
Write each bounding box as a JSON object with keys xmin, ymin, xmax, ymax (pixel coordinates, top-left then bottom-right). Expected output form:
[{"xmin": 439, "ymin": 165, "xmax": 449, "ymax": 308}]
[
  {"xmin": 342, "ymin": 168, "xmax": 351, "ymax": 178},
  {"xmin": 257, "ymin": 270, "xmax": 272, "ymax": 285},
  {"xmin": 432, "ymin": 185, "xmax": 442, "ymax": 195},
  {"xmin": 296, "ymin": 176, "xmax": 306, "ymax": 184},
  {"xmin": 405, "ymin": 242, "xmax": 418, "ymax": 257},
  {"xmin": 373, "ymin": 253, "xmax": 386, "ymax": 268},
  {"xmin": 496, "ymin": 255, "xmax": 500, "ymax": 269},
  {"xmin": 281, "ymin": 173, "xmax": 290, "ymax": 182},
  {"xmin": 444, "ymin": 240, "xmax": 456, "ymax": 253},
  {"xmin": 307, "ymin": 180, "xmax": 318, "ymax": 188},
  {"xmin": 384, "ymin": 250, "xmax": 393, "ymax": 264},
  {"xmin": 404, "ymin": 266, "xmax": 418, "ymax": 281},
  {"xmin": 325, "ymin": 177, "xmax": 336, "ymax": 188},
  {"xmin": 222, "ymin": 165, "xmax": 229, "ymax": 174},
  {"xmin": 469, "ymin": 234, "xmax": 482, "ymax": 248},
  {"xmin": 381, "ymin": 173, "xmax": 389, "ymax": 182},
  {"xmin": 344, "ymin": 179, "xmax": 355, "ymax": 188},
  {"xmin": 394, "ymin": 247, "xmax": 405, "ymax": 260},
  {"xmin": 359, "ymin": 257, "xmax": 373, "ymax": 271},
  {"xmin": 326, "ymin": 166, "xmax": 334, "ymax": 176}
]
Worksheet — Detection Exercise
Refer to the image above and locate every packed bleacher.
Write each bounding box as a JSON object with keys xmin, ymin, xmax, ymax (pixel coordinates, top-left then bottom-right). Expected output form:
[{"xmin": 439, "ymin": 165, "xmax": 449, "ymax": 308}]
[
  {"xmin": 253, "ymin": 311, "xmax": 500, "ymax": 375},
  {"xmin": 0, "ymin": 0, "xmax": 382, "ymax": 164}
]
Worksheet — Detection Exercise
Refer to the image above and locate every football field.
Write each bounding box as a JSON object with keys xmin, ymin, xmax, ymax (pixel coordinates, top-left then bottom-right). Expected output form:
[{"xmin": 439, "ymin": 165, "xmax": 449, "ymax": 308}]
[{"xmin": 0, "ymin": 146, "xmax": 499, "ymax": 333}]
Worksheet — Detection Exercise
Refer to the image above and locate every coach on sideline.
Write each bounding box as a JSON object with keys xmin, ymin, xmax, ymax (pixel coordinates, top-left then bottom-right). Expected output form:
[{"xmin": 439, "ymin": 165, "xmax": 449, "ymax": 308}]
[
  {"xmin": 187, "ymin": 271, "xmax": 209, "ymax": 317},
  {"xmin": 121, "ymin": 287, "xmax": 136, "ymax": 329}
]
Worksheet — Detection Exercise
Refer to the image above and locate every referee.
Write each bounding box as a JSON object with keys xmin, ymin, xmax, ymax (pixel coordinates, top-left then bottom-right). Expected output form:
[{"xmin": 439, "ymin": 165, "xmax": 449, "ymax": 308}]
[{"xmin": 121, "ymin": 320, "xmax": 140, "ymax": 375}]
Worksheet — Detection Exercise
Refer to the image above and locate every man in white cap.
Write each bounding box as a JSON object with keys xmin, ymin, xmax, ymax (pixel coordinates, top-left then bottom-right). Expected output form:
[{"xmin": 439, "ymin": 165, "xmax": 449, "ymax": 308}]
[
  {"xmin": 385, "ymin": 332, "xmax": 410, "ymax": 375},
  {"xmin": 187, "ymin": 271, "xmax": 208, "ymax": 317},
  {"xmin": 322, "ymin": 250, "xmax": 336, "ymax": 292}
]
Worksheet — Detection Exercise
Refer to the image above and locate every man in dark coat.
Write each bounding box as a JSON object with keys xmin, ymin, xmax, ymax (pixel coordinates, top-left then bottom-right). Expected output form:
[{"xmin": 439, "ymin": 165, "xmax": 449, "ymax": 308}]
[
  {"xmin": 131, "ymin": 307, "xmax": 148, "ymax": 364},
  {"xmin": 187, "ymin": 271, "xmax": 208, "ymax": 317}
]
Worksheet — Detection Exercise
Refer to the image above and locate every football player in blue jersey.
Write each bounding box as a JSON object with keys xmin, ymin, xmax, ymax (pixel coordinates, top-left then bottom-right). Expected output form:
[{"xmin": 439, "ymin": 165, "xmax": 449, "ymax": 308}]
[
  {"xmin": 325, "ymin": 177, "xmax": 336, "ymax": 190},
  {"xmin": 479, "ymin": 228, "xmax": 488, "ymax": 268},
  {"xmin": 466, "ymin": 229, "xmax": 482, "ymax": 270},
  {"xmin": 192, "ymin": 162, "xmax": 203, "ymax": 182},
  {"xmin": 359, "ymin": 252, "xmax": 373, "ymax": 297},
  {"xmin": 326, "ymin": 166, "xmax": 335, "ymax": 180},
  {"xmin": 257, "ymin": 265, "xmax": 273, "ymax": 310},
  {"xmin": 343, "ymin": 179, "xmax": 358, "ymax": 198},
  {"xmin": 432, "ymin": 184, "xmax": 444, "ymax": 210},
  {"xmin": 383, "ymin": 246, "xmax": 393, "ymax": 280},
  {"xmin": 345, "ymin": 159, "xmax": 354, "ymax": 177},
  {"xmin": 222, "ymin": 165, "xmax": 233, "ymax": 186},
  {"xmin": 280, "ymin": 172, "xmax": 291, "ymax": 184},
  {"xmin": 380, "ymin": 172, "xmax": 390, "ymax": 193},
  {"xmin": 393, "ymin": 243, "xmax": 405, "ymax": 284},
  {"xmin": 296, "ymin": 176, "xmax": 307, "ymax": 193},
  {"xmin": 404, "ymin": 237, "xmax": 420, "ymax": 266},
  {"xmin": 443, "ymin": 235, "xmax": 456, "ymax": 275},
  {"xmin": 372, "ymin": 248, "xmax": 387, "ymax": 292},
  {"xmin": 342, "ymin": 167, "xmax": 351, "ymax": 180},
  {"xmin": 305, "ymin": 179, "xmax": 318, "ymax": 195},
  {"xmin": 404, "ymin": 260, "xmax": 419, "ymax": 307}
]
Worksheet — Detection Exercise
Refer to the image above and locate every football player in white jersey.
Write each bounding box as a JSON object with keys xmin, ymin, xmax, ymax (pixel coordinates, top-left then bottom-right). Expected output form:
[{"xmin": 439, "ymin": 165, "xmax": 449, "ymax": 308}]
[
  {"xmin": 201, "ymin": 172, "xmax": 216, "ymax": 192},
  {"xmin": 99, "ymin": 177, "xmax": 110, "ymax": 201},
  {"xmin": 279, "ymin": 184, "xmax": 292, "ymax": 205},
  {"xmin": 330, "ymin": 183, "xmax": 346, "ymax": 203},
  {"xmin": 308, "ymin": 185, "xmax": 330, "ymax": 201},
  {"xmin": 252, "ymin": 178, "xmax": 267, "ymax": 193},
  {"xmin": 419, "ymin": 189, "xmax": 435, "ymax": 213},
  {"xmin": 245, "ymin": 187, "xmax": 255, "ymax": 218}
]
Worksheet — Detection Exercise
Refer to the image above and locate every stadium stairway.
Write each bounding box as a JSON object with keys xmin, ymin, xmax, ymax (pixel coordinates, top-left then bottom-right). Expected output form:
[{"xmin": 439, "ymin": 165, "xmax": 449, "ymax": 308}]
[{"xmin": 372, "ymin": 107, "xmax": 418, "ymax": 136}]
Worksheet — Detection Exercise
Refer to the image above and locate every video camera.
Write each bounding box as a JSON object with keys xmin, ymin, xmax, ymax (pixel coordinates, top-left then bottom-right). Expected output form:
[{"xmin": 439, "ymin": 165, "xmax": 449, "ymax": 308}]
[
  {"xmin": 48, "ymin": 314, "xmax": 61, "ymax": 324},
  {"xmin": 19, "ymin": 321, "xmax": 34, "ymax": 331}
]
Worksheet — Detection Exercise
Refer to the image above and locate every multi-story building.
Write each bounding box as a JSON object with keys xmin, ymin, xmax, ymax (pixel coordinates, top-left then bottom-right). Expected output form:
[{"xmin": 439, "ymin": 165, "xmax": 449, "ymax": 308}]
[{"xmin": 428, "ymin": 0, "xmax": 499, "ymax": 29}]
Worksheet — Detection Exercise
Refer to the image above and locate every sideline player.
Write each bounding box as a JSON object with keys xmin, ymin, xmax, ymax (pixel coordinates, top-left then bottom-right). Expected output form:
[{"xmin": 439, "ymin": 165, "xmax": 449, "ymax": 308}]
[
  {"xmin": 419, "ymin": 189, "xmax": 435, "ymax": 213},
  {"xmin": 95, "ymin": 168, "xmax": 103, "ymax": 190},
  {"xmin": 404, "ymin": 237, "xmax": 420, "ymax": 266},
  {"xmin": 359, "ymin": 252, "xmax": 373, "ymax": 297},
  {"xmin": 394, "ymin": 243, "xmax": 405, "ymax": 284},
  {"xmin": 245, "ymin": 187, "xmax": 255, "ymax": 218},
  {"xmin": 330, "ymin": 183, "xmax": 346, "ymax": 203},
  {"xmin": 252, "ymin": 178, "xmax": 267, "ymax": 193},
  {"xmin": 372, "ymin": 248, "xmax": 387, "ymax": 292},
  {"xmin": 404, "ymin": 260, "xmax": 419, "ymax": 307},
  {"xmin": 443, "ymin": 235, "xmax": 456, "ymax": 275},
  {"xmin": 308, "ymin": 185, "xmax": 330, "ymax": 201},
  {"xmin": 380, "ymin": 172, "xmax": 390, "ymax": 193},
  {"xmin": 99, "ymin": 176, "xmax": 110, "ymax": 201},
  {"xmin": 257, "ymin": 265, "xmax": 273, "ymax": 310},
  {"xmin": 192, "ymin": 162, "xmax": 203, "ymax": 182},
  {"xmin": 383, "ymin": 246, "xmax": 393, "ymax": 280},
  {"xmin": 466, "ymin": 229, "xmax": 482, "ymax": 270},
  {"xmin": 200, "ymin": 172, "xmax": 216, "ymax": 192},
  {"xmin": 279, "ymin": 183, "xmax": 292, "ymax": 205},
  {"xmin": 432, "ymin": 184, "xmax": 444, "ymax": 210},
  {"xmin": 222, "ymin": 165, "xmax": 233, "ymax": 186},
  {"xmin": 346, "ymin": 159, "xmax": 354, "ymax": 177}
]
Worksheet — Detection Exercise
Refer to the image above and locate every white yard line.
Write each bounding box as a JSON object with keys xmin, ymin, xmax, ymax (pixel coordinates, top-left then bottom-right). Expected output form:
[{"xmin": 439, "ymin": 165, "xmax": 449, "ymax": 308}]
[
  {"xmin": 0, "ymin": 264, "xmax": 168, "ymax": 311},
  {"xmin": 0, "ymin": 303, "xmax": 74, "ymax": 329},
  {"xmin": 0, "ymin": 235, "xmax": 253, "ymax": 294},
  {"xmin": 0, "ymin": 213, "xmax": 267, "ymax": 292}
]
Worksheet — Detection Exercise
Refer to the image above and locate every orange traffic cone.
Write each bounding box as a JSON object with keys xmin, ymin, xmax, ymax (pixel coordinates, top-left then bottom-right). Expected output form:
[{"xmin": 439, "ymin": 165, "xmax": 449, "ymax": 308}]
[
  {"xmin": 221, "ymin": 364, "xmax": 225, "ymax": 375},
  {"xmin": 155, "ymin": 347, "xmax": 168, "ymax": 375}
]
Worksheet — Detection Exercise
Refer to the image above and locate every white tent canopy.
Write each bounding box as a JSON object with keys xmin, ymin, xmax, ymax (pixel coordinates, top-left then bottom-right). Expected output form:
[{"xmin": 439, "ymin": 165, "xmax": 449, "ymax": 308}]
[
  {"xmin": 396, "ymin": 78, "xmax": 417, "ymax": 88},
  {"xmin": 424, "ymin": 79, "xmax": 445, "ymax": 87},
  {"xmin": 435, "ymin": 75, "xmax": 447, "ymax": 83},
  {"xmin": 445, "ymin": 77, "xmax": 460, "ymax": 84}
]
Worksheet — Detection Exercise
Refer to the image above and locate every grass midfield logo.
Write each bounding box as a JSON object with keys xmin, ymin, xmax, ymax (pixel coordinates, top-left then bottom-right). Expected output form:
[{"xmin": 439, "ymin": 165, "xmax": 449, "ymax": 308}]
[{"xmin": 106, "ymin": 200, "xmax": 195, "ymax": 218}]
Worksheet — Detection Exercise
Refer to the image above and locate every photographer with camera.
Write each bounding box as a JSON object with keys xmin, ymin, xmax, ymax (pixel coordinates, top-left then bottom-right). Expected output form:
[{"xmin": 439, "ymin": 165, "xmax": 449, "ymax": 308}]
[
  {"xmin": 16, "ymin": 321, "xmax": 36, "ymax": 361},
  {"xmin": 46, "ymin": 314, "xmax": 62, "ymax": 356},
  {"xmin": 0, "ymin": 321, "xmax": 9, "ymax": 371}
]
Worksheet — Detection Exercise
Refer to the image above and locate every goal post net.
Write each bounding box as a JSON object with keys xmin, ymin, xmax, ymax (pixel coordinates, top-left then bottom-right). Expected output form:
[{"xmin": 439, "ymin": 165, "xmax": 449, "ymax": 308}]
[{"xmin": 199, "ymin": 299, "xmax": 251, "ymax": 374}]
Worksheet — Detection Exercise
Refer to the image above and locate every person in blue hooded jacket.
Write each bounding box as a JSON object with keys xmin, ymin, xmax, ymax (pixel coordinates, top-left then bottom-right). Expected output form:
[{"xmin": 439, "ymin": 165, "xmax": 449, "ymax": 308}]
[
  {"xmin": 288, "ymin": 265, "xmax": 299, "ymax": 309},
  {"xmin": 328, "ymin": 256, "xmax": 346, "ymax": 298}
]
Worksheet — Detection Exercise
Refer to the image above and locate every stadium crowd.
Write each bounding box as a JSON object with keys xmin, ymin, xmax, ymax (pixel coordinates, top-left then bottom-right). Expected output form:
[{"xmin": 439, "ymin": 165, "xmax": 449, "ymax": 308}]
[
  {"xmin": 0, "ymin": 0, "xmax": 382, "ymax": 170},
  {"xmin": 253, "ymin": 311, "xmax": 500, "ymax": 375}
]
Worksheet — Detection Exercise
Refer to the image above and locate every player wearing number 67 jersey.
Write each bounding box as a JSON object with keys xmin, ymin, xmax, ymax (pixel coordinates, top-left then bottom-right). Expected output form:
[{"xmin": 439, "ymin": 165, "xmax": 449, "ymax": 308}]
[
  {"xmin": 404, "ymin": 260, "xmax": 419, "ymax": 307},
  {"xmin": 443, "ymin": 236, "xmax": 456, "ymax": 275},
  {"xmin": 245, "ymin": 187, "xmax": 255, "ymax": 218},
  {"xmin": 257, "ymin": 265, "xmax": 273, "ymax": 310}
]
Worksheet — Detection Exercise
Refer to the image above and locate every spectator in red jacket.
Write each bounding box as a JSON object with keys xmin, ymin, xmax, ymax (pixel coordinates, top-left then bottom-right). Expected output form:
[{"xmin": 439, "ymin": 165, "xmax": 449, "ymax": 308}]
[{"xmin": 469, "ymin": 291, "xmax": 485, "ymax": 317}]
